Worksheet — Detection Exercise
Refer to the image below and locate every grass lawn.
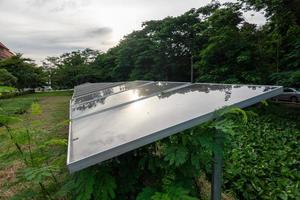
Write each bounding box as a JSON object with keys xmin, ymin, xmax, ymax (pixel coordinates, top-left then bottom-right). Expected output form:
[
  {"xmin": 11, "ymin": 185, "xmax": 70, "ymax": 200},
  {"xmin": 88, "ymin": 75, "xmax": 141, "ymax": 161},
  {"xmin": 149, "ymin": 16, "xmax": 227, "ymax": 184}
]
[{"xmin": 0, "ymin": 91, "xmax": 72, "ymax": 199}]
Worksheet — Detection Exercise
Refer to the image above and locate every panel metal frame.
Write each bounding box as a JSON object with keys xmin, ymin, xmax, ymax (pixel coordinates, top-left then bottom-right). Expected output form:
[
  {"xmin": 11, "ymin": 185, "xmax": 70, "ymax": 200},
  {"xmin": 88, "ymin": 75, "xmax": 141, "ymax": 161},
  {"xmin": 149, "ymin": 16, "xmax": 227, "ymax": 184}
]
[{"xmin": 67, "ymin": 82, "xmax": 282, "ymax": 173}]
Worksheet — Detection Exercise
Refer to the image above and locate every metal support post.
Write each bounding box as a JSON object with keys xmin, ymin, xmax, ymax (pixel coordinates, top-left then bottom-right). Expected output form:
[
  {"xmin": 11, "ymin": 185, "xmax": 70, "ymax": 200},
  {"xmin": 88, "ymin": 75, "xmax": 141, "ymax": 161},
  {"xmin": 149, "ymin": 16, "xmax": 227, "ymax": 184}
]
[{"xmin": 211, "ymin": 131, "xmax": 224, "ymax": 200}]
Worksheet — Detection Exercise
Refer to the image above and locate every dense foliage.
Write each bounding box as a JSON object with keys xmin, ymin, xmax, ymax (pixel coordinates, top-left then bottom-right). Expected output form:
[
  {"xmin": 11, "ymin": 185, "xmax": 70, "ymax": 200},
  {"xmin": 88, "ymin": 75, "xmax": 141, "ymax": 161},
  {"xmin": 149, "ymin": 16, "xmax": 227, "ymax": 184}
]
[
  {"xmin": 224, "ymin": 104, "xmax": 300, "ymax": 199},
  {"xmin": 0, "ymin": 54, "xmax": 46, "ymax": 89},
  {"xmin": 42, "ymin": 1, "xmax": 299, "ymax": 89},
  {"xmin": 0, "ymin": 68, "xmax": 17, "ymax": 86}
]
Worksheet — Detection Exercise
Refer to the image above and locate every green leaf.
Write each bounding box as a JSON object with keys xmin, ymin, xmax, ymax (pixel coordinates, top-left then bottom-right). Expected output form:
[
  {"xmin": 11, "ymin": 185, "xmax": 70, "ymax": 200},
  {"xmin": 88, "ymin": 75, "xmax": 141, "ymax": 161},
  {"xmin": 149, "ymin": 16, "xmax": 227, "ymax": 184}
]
[
  {"xmin": 54, "ymin": 178, "xmax": 76, "ymax": 198},
  {"xmin": 164, "ymin": 145, "xmax": 188, "ymax": 166},
  {"xmin": 137, "ymin": 187, "xmax": 157, "ymax": 200},
  {"xmin": 93, "ymin": 169, "xmax": 117, "ymax": 200},
  {"xmin": 191, "ymin": 153, "xmax": 201, "ymax": 170},
  {"xmin": 74, "ymin": 169, "xmax": 96, "ymax": 200},
  {"xmin": 19, "ymin": 165, "xmax": 58, "ymax": 184},
  {"xmin": 151, "ymin": 186, "xmax": 198, "ymax": 200}
]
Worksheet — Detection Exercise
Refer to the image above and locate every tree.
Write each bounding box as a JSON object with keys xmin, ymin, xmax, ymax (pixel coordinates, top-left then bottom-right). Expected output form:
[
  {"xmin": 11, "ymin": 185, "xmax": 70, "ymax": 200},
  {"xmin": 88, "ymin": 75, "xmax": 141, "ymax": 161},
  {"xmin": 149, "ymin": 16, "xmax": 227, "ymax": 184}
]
[
  {"xmin": 105, "ymin": 8, "xmax": 203, "ymax": 82},
  {"xmin": 43, "ymin": 1, "xmax": 298, "ymax": 87},
  {"xmin": 0, "ymin": 68, "xmax": 17, "ymax": 86},
  {"xmin": 240, "ymin": 0, "xmax": 300, "ymax": 26},
  {"xmin": 194, "ymin": 3, "xmax": 267, "ymax": 83},
  {"xmin": 0, "ymin": 55, "xmax": 46, "ymax": 89},
  {"xmin": 47, "ymin": 49, "xmax": 105, "ymax": 89},
  {"xmin": 240, "ymin": 0, "xmax": 300, "ymax": 86}
]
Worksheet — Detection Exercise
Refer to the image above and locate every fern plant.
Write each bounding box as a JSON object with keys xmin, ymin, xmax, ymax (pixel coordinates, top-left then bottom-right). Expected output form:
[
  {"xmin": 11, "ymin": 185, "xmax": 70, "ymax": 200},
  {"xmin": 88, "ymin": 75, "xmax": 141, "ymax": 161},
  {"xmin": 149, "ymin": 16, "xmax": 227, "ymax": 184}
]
[{"xmin": 2, "ymin": 101, "xmax": 68, "ymax": 199}]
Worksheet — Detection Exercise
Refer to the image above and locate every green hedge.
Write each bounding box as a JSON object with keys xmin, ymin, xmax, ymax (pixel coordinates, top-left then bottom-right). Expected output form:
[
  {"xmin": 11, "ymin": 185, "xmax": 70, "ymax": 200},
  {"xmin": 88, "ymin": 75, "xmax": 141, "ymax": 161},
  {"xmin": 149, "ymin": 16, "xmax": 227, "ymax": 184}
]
[{"xmin": 0, "ymin": 90, "xmax": 35, "ymax": 99}]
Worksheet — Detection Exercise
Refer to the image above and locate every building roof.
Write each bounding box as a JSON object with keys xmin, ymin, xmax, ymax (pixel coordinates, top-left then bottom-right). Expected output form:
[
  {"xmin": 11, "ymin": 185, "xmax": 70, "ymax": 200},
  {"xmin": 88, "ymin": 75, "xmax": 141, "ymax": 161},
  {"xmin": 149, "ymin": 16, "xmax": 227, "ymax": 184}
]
[{"xmin": 0, "ymin": 42, "xmax": 14, "ymax": 59}]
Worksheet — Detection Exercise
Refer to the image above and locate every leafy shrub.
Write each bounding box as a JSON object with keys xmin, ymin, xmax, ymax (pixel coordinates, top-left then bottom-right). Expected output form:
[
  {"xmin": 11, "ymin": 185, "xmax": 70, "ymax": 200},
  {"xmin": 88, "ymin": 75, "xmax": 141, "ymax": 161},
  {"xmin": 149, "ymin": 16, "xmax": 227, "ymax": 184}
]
[
  {"xmin": 223, "ymin": 104, "xmax": 300, "ymax": 199},
  {"xmin": 54, "ymin": 107, "xmax": 247, "ymax": 200},
  {"xmin": 1, "ymin": 101, "xmax": 68, "ymax": 199},
  {"xmin": 0, "ymin": 89, "xmax": 35, "ymax": 100}
]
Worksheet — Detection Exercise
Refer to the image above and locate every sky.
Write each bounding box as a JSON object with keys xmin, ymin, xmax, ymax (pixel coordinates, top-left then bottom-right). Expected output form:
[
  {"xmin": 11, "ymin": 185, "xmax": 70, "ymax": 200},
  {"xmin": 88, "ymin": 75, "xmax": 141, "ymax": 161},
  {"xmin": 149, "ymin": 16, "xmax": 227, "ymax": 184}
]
[{"xmin": 0, "ymin": 0, "xmax": 266, "ymax": 63}]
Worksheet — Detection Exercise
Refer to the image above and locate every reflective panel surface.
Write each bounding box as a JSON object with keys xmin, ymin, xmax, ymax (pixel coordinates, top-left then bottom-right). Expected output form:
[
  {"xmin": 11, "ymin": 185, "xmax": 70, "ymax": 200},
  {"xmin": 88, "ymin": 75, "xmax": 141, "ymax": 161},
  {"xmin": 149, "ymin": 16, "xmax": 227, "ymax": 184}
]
[
  {"xmin": 72, "ymin": 81, "xmax": 152, "ymax": 105},
  {"xmin": 71, "ymin": 81, "xmax": 188, "ymax": 119},
  {"xmin": 67, "ymin": 82, "xmax": 282, "ymax": 172},
  {"xmin": 73, "ymin": 82, "xmax": 122, "ymax": 97}
]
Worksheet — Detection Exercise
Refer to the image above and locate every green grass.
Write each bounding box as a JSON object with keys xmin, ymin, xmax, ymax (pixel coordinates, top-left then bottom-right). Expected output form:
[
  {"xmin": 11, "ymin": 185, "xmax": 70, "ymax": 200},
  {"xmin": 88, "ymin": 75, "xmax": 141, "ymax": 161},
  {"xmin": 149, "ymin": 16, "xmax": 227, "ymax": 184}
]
[
  {"xmin": 0, "ymin": 96, "xmax": 37, "ymax": 115},
  {"xmin": 0, "ymin": 91, "xmax": 71, "ymax": 199},
  {"xmin": 0, "ymin": 91, "xmax": 72, "ymax": 116},
  {"xmin": 32, "ymin": 90, "xmax": 73, "ymax": 97}
]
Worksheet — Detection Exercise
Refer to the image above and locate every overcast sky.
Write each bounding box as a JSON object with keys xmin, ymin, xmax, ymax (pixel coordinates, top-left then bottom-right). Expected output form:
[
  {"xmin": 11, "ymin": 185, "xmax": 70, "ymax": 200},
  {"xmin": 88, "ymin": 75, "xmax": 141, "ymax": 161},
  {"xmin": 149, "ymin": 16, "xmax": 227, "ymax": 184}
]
[{"xmin": 0, "ymin": 0, "xmax": 265, "ymax": 63}]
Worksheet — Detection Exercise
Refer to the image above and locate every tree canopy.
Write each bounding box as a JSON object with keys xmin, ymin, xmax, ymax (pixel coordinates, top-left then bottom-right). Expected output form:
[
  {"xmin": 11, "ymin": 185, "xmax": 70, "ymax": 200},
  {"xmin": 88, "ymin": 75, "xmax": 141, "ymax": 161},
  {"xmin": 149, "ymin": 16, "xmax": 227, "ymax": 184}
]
[
  {"xmin": 43, "ymin": 1, "xmax": 299, "ymax": 89},
  {"xmin": 0, "ymin": 54, "xmax": 46, "ymax": 89},
  {"xmin": 0, "ymin": 68, "xmax": 17, "ymax": 86},
  {"xmin": 1, "ymin": 1, "xmax": 298, "ymax": 89}
]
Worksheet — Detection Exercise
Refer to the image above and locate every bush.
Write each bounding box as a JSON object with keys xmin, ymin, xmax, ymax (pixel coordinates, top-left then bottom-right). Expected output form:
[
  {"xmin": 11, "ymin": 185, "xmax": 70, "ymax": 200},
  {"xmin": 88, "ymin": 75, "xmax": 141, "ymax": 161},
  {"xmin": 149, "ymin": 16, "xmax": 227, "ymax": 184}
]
[
  {"xmin": 0, "ymin": 90, "xmax": 35, "ymax": 100},
  {"xmin": 223, "ymin": 104, "xmax": 300, "ymax": 199}
]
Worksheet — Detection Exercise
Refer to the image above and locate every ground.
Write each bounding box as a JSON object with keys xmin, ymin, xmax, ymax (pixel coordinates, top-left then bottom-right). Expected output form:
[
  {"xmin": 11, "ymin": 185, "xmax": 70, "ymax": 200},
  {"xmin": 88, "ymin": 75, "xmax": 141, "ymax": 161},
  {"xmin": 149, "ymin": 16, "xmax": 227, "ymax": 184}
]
[{"xmin": 0, "ymin": 91, "xmax": 71, "ymax": 199}]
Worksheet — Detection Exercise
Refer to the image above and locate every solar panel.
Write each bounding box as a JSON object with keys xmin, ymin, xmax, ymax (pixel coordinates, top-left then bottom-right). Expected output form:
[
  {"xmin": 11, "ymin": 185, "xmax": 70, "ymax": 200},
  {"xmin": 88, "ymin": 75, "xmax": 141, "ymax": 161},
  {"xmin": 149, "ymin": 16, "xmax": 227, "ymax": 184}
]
[
  {"xmin": 67, "ymin": 81, "xmax": 282, "ymax": 172},
  {"xmin": 72, "ymin": 81, "xmax": 153, "ymax": 105},
  {"xmin": 73, "ymin": 82, "xmax": 123, "ymax": 97},
  {"xmin": 71, "ymin": 81, "xmax": 189, "ymax": 119}
]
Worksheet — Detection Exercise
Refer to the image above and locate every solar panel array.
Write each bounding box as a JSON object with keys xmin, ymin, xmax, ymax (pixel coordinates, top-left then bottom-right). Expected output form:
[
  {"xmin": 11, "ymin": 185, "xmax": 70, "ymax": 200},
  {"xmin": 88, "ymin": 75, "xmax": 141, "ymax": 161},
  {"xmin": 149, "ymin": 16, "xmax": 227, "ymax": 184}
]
[
  {"xmin": 73, "ymin": 82, "xmax": 123, "ymax": 97},
  {"xmin": 68, "ymin": 81, "xmax": 282, "ymax": 172}
]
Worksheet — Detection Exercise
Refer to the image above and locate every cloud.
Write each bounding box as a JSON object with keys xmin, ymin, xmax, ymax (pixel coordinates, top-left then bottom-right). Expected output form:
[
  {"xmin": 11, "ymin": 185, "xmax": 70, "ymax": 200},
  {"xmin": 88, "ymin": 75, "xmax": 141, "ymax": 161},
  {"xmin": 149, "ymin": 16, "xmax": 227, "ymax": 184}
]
[
  {"xmin": 0, "ymin": 0, "xmax": 265, "ymax": 63},
  {"xmin": 0, "ymin": 0, "xmax": 115, "ymax": 62},
  {"xmin": 86, "ymin": 27, "xmax": 113, "ymax": 37},
  {"xmin": 27, "ymin": 0, "xmax": 81, "ymax": 11}
]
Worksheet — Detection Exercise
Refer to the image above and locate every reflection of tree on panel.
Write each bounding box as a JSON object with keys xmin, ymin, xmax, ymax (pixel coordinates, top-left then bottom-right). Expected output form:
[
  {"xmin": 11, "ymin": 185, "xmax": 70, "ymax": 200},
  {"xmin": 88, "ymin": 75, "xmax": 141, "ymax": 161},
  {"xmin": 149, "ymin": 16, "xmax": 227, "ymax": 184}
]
[
  {"xmin": 159, "ymin": 84, "xmax": 235, "ymax": 102},
  {"xmin": 134, "ymin": 82, "xmax": 181, "ymax": 97},
  {"xmin": 75, "ymin": 87, "xmax": 115, "ymax": 104},
  {"xmin": 74, "ymin": 81, "xmax": 149, "ymax": 104},
  {"xmin": 246, "ymin": 85, "xmax": 275, "ymax": 92},
  {"xmin": 74, "ymin": 82, "xmax": 182, "ymax": 112},
  {"xmin": 73, "ymin": 82, "xmax": 278, "ymax": 114}
]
